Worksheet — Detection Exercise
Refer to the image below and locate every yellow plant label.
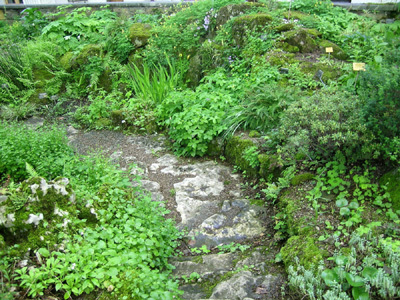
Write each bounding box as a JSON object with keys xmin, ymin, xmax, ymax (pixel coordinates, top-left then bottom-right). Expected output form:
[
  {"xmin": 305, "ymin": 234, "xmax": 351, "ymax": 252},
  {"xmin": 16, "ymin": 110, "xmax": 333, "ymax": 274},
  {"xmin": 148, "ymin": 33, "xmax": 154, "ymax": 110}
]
[
  {"xmin": 325, "ymin": 47, "xmax": 333, "ymax": 53},
  {"xmin": 353, "ymin": 63, "xmax": 366, "ymax": 71},
  {"xmin": 0, "ymin": 10, "xmax": 5, "ymax": 21}
]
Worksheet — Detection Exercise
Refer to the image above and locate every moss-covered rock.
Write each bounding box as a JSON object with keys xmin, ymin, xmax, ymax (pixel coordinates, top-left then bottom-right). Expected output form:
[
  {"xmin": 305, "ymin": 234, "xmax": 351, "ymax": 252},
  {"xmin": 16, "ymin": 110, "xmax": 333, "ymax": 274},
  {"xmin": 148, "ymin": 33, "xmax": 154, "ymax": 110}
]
[
  {"xmin": 291, "ymin": 173, "xmax": 314, "ymax": 186},
  {"xmin": 282, "ymin": 11, "xmax": 310, "ymax": 21},
  {"xmin": 216, "ymin": 2, "xmax": 265, "ymax": 28},
  {"xmin": 98, "ymin": 67, "xmax": 113, "ymax": 92},
  {"xmin": 207, "ymin": 137, "xmax": 224, "ymax": 157},
  {"xmin": 224, "ymin": 136, "xmax": 258, "ymax": 178},
  {"xmin": 265, "ymin": 50, "xmax": 297, "ymax": 66},
  {"xmin": 379, "ymin": 168, "xmax": 400, "ymax": 213},
  {"xmin": 94, "ymin": 118, "xmax": 112, "ymax": 129},
  {"xmin": 280, "ymin": 235, "xmax": 323, "ymax": 270},
  {"xmin": 282, "ymin": 28, "xmax": 318, "ymax": 53},
  {"xmin": 60, "ymin": 51, "xmax": 74, "ymax": 71},
  {"xmin": 299, "ymin": 61, "xmax": 342, "ymax": 81},
  {"xmin": 249, "ymin": 130, "xmax": 261, "ymax": 138},
  {"xmin": 319, "ymin": 39, "xmax": 348, "ymax": 60},
  {"xmin": 274, "ymin": 23, "xmax": 295, "ymax": 33},
  {"xmin": 185, "ymin": 54, "xmax": 203, "ymax": 88},
  {"xmin": 258, "ymin": 153, "xmax": 281, "ymax": 181},
  {"xmin": 74, "ymin": 44, "xmax": 103, "ymax": 67},
  {"xmin": 128, "ymin": 23, "xmax": 152, "ymax": 48},
  {"xmin": 0, "ymin": 177, "xmax": 83, "ymax": 252},
  {"xmin": 231, "ymin": 13, "xmax": 273, "ymax": 46}
]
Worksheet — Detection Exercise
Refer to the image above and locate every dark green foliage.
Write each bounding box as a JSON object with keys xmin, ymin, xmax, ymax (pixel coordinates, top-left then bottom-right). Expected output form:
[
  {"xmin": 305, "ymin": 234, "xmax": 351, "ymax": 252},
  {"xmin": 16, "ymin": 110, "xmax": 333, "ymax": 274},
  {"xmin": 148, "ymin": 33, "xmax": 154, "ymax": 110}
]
[
  {"xmin": 0, "ymin": 122, "xmax": 73, "ymax": 181},
  {"xmin": 358, "ymin": 45, "xmax": 400, "ymax": 161},
  {"xmin": 278, "ymin": 90, "xmax": 376, "ymax": 162}
]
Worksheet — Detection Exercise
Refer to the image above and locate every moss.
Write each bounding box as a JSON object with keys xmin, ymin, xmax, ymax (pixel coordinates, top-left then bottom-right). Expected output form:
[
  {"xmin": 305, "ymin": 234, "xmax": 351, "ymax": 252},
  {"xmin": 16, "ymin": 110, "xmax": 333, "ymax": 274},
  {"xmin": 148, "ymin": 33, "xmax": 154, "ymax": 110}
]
[
  {"xmin": 231, "ymin": 13, "xmax": 273, "ymax": 46},
  {"xmin": 186, "ymin": 54, "xmax": 203, "ymax": 88},
  {"xmin": 274, "ymin": 23, "xmax": 295, "ymax": 32},
  {"xmin": 319, "ymin": 39, "xmax": 348, "ymax": 60},
  {"xmin": 249, "ymin": 198, "xmax": 264, "ymax": 206},
  {"xmin": 216, "ymin": 2, "xmax": 265, "ymax": 28},
  {"xmin": 128, "ymin": 23, "xmax": 152, "ymax": 48},
  {"xmin": 282, "ymin": 11, "xmax": 310, "ymax": 21},
  {"xmin": 279, "ymin": 195, "xmax": 312, "ymax": 236},
  {"xmin": 299, "ymin": 61, "xmax": 342, "ymax": 81},
  {"xmin": 279, "ymin": 42, "xmax": 300, "ymax": 53},
  {"xmin": 74, "ymin": 44, "xmax": 103, "ymax": 66},
  {"xmin": 0, "ymin": 177, "xmax": 77, "ymax": 254},
  {"xmin": 249, "ymin": 130, "xmax": 261, "ymax": 138},
  {"xmin": 379, "ymin": 168, "xmax": 400, "ymax": 213},
  {"xmin": 282, "ymin": 28, "xmax": 317, "ymax": 53},
  {"xmin": 98, "ymin": 67, "xmax": 113, "ymax": 92},
  {"xmin": 192, "ymin": 255, "xmax": 204, "ymax": 264},
  {"xmin": 32, "ymin": 67, "xmax": 52, "ymax": 89},
  {"xmin": 280, "ymin": 235, "xmax": 323, "ymax": 271},
  {"xmin": 60, "ymin": 51, "xmax": 74, "ymax": 71},
  {"xmin": 305, "ymin": 28, "xmax": 322, "ymax": 37},
  {"xmin": 258, "ymin": 153, "xmax": 281, "ymax": 181},
  {"xmin": 266, "ymin": 50, "xmax": 297, "ymax": 66},
  {"xmin": 291, "ymin": 173, "xmax": 314, "ymax": 186},
  {"xmin": 225, "ymin": 136, "xmax": 258, "ymax": 178}
]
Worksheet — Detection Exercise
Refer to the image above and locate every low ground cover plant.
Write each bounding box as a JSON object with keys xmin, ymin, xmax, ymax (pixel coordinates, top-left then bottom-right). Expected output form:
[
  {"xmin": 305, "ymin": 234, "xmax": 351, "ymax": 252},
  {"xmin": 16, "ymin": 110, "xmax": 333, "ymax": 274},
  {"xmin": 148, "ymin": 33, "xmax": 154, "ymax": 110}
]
[{"xmin": 0, "ymin": 0, "xmax": 399, "ymax": 299}]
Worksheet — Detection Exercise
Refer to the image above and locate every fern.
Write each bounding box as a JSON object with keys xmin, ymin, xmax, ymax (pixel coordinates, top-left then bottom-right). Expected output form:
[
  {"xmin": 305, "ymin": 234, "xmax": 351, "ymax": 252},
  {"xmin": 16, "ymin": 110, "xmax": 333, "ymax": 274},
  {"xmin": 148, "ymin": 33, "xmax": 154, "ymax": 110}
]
[{"xmin": 25, "ymin": 162, "xmax": 39, "ymax": 178}]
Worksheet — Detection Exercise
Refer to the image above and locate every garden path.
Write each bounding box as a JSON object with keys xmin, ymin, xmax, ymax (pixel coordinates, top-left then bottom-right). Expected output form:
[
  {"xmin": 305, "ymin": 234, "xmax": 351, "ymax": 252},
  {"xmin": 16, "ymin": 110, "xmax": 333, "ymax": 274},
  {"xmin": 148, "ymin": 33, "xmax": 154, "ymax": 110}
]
[{"xmin": 67, "ymin": 127, "xmax": 285, "ymax": 300}]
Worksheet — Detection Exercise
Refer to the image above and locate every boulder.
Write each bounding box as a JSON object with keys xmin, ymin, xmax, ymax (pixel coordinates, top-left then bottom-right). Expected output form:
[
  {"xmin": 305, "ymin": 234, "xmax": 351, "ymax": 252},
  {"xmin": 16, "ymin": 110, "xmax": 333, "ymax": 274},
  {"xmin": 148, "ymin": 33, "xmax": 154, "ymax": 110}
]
[
  {"xmin": 231, "ymin": 13, "xmax": 273, "ymax": 46},
  {"xmin": 216, "ymin": 3, "xmax": 265, "ymax": 28},
  {"xmin": 319, "ymin": 39, "xmax": 348, "ymax": 60},
  {"xmin": 0, "ymin": 177, "xmax": 80, "ymax": 251},
  {"xmin": 281, "ymin": 28, "xmax": 318, "ymax": 53},
  {"xmin": 128, "ymin": 23, "xmax": 152, "ymax": 48}
]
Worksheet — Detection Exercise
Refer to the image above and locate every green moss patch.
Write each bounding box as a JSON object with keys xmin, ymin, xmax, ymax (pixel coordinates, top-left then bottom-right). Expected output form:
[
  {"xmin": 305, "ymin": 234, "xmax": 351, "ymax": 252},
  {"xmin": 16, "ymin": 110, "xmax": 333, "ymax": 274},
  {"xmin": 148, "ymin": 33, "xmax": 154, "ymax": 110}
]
[
  {"xmin": 280, "ymin": 235, "xmax": 323, "ymax": 271},
  {"xmin": 216, "ymin": 3, "xmax": 265, "ymax": 28},
  {"xmin": 129, "ymin": 23, "xmax": 152, "ymax": 48},
  {"xmin": 319, "ymin": 39, "xmax": 348, "ymax": 60},
  {"xmin": 232, "ymin": 13, "xmax": 273, "ymax": 46},
  {"xmin": 291, "ymin": 173, "xmax": 314, "ymax": 186},
  {"xmin": 379, "ymin": 168, "xmax": 400, "ymax": 213},
  {"xmin": 282, "ymin": 28, "xmax": 318, "ymax": 53},
  {"xmin": 225, "ymin": 136, "xmax": 258, "ymax": 178}
]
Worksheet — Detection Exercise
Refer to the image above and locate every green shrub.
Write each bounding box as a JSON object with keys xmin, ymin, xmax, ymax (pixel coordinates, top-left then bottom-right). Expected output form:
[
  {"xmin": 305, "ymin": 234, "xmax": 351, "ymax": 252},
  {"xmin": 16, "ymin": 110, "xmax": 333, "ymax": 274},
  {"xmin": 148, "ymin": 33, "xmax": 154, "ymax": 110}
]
[
  {"xmin": 0, "ymin": 122, "xmax": 73, "ymax": 181},
  {"xmin": 277, "ymin": 90, "xmax": 376, "ymax": 162},
  {"xmin": 358, "ymin": 49, "xmax": 400, "ymax": 161},
  {"xmin": 158, "ymin": 81, "xmax": 236, "ymax": 156}
]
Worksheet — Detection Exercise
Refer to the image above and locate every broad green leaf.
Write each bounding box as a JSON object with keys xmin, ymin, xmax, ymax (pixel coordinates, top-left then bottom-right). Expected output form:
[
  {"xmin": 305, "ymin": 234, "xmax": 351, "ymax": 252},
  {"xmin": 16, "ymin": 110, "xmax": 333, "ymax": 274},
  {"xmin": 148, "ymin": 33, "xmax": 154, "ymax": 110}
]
[
  {"xmin": 321, "ymin": 269, "xmax": 339, "ymax": 287},
  {"xmin": 345, "ymin": 273, "xmax": 364, "ymax": 287},
  {"xmin": 352, "ymin": 286, "xmax": 370, "ymax": 300},
  {"xmin": 348, "ymin": 202, "xmax": 359, "ymax": 209},
  {"xmin": 334, "ymin": 255, "xmax": 348, "ymax": 266},
  {"xmin": 340, "ymin": 207, "xmax": 351, "ymax": 216},
  {"xmin": 336, "ymin": 199, "xmax": 348, "ymax": 208},
  {"xmin": 37, "ymin": 248, "xmax": 50, "ymax": 258},
  {"xmin": 362, "ymin": 267, "xmax": 378, "ymax": 280}
]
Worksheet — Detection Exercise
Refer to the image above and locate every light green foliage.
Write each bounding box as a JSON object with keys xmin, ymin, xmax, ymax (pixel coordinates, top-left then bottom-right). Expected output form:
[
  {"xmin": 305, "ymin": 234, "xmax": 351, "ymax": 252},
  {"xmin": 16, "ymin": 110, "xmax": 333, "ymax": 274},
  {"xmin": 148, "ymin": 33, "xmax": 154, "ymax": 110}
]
[
  {"xmin": 15, "ymin": 184, "xmax": 181, "ymax": 299},
  {"xmin": 243, "ymin": 146, "xmax": 260, "ymax": 169},
  {"xmin": 217, "ymin": 242, "xmax": 250, "ymax": 254},
  {"xmin": 288, "ymin": 232, "xmax": 400, "ymax": 300},
  {"xmin": 157, "ymin": 71, "xmax": 238, "ymax": 156},
  {"xmin": 73, "ymin": 90, "xmax": 122, "ymax": 129},
  {"xmin": 126, "ymin": 57, "xmax": 186, "ymax": 104},
  {"xmin": 0, "ymin": 123, "xmax": 73, "ymax": 181}
]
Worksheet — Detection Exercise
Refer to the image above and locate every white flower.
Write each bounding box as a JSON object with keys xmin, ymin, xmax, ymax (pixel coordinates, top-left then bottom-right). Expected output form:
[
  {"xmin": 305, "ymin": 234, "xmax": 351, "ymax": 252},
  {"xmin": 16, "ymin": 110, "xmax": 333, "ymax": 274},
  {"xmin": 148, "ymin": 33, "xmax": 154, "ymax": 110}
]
[
  {"xmin": 121, "ymin": 120, "xmax": 126, "ymax": 124},
  {"xmin": 71, "ymin": 263, "xmax": 76, "ymax": 270},
  {"xmin": 64, "ymin": 35, "xmax": 71, "ymax": 40}
]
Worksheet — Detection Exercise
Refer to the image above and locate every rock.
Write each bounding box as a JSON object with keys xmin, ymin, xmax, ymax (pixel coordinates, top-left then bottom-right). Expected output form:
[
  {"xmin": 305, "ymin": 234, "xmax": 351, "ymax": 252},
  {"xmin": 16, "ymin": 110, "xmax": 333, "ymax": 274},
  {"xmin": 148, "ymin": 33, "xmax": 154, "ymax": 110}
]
[
  {"xmin": 319, "ymin": 39, "xmax": 348, "ymax": 60},
  {"xmin": 24, "ymin": 117, "xmax": 44, "ymax": 130},
  {"xmin": 216, "ymin": 2, "xmax": 265, "ymax": 28},
  {"xmin": 74, "ymin": 44, "xmax": 103, "ymax": 67},
  {"xmin": 281, "ymin": 28, "xmax": 318, "ymax": 53},
  {"xmin": 200, "ymin": 214, "xmax": 226, "ymax": 230},
  {"xmin": 210, "ymin": 271, "xmax": 256, "ymax": 299},
  {"xmin": 129, "ymin": 23, "xmax": 152, "ymax": 48},
  {"xmin": 225, "ymin": 136, "xmax": 258, "ymax": 178},
  {"xmin": 231, "ymin": 13, "xmax": 273, "ymax": 46},
  {"xmin": 172, "ymin": 252, "xmax": 237, "ymax": 278},
  {"xmin": 185, "ymin": 54, "xmax": 203, "ymax": 88},
  {"xmin": 0, "ymin": 177, "xmax": 77, "ymax": 251}
]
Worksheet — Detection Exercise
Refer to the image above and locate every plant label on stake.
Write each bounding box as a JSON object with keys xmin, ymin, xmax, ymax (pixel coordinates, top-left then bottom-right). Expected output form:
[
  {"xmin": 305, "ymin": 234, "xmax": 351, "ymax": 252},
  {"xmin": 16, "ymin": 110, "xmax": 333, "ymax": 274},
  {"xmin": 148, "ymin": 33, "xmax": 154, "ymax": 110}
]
[
  {"xmin": 326, "ymin": 47, "xmax": 333, "ymax": 60},
  {"xmin": 353, "ymin": 63, "xmax": 366, "ymax": 88}
]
